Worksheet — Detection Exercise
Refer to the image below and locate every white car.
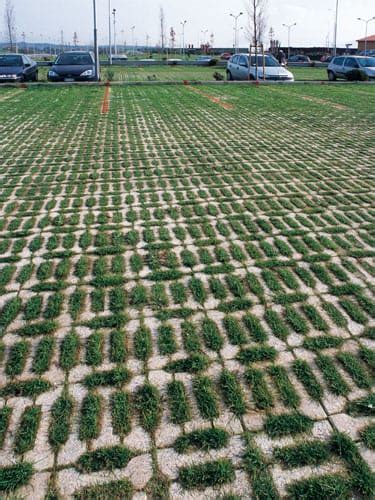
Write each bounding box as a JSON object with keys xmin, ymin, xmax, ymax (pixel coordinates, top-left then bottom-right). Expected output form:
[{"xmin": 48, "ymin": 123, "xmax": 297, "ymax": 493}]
[
  {"xmin": 227, "ymin": 54, "xmax": 294, "ymax": 81},
  {"xmin": 327, "ymin": 56, "xmax": 375, "ymax": 80}
]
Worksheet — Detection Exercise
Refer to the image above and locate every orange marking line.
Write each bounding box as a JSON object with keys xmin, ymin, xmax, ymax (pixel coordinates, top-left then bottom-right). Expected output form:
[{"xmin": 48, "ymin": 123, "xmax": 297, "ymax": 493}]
[
  {"xmin": 187, "ymin": 86, "xmax": 234, "ymax": 110},
  {"xmin": 101, "ymin": 83, "xmax": 111, "ymax": 113}
]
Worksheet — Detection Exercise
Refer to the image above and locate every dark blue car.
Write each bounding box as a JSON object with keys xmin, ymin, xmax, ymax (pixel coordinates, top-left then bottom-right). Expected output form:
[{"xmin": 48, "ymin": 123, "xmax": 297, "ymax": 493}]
[
  {"xmin": 48, "ymin": 51, "xmax": 98, "ymax": 82},
  {"xmin": 0, "ymin": 54, "xmax": 38, "ymax": 82}
]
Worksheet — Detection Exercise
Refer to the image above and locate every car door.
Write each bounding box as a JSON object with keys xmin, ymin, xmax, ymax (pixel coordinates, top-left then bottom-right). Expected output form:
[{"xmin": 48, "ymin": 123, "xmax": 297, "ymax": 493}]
[
  {"xmin": 332, "ymin": 57, "xmax": 345, "ymax": 77},
  {"xmin": 229, "ymin": 55, "xmax": 240, "ymax": 79},
  {"xmin": 238, "ymin": 55, "xmax": 249, "ymax": 80},
  {"xmin": 343, "ymin": 57, "xmax": 359, "ymax": 77}
]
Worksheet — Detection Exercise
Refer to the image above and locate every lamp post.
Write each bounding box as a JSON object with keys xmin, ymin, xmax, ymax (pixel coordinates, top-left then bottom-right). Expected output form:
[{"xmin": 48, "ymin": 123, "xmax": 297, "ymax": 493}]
[
  {"xmin": 181, "ymin": 20, "xmax": 187, "ymax": 59},
  {"xmin": 282, "ymin": 22, "xmax": 297, "ymax": 60},
  {"xmin": 230, "ymin": 12, "xmax": 243, "ymax": 54},
  {"xmin": 201, "ymin": 29, "xmax": 208, "ymax": 47},
  {"xmin": 333, "ymin": 0, "xmax": 339, "ymax": 56},
  {"xmin": 131, "ymin": 26, "xmax": 135, "ymax": 56},
  {"xmin": 108, "ymin": 0, "xmax": 112, "ymax": 64},
  {"xmin": 357, "ymin": 17, "xmax": 375, "ymax": 54},
  {"xmin": 93, "ymin": 0, "xmax": 99, "ymax": 80},
  {"xmin": 112, "ymin": 9, "xmax": 117, "ymax": 55}
]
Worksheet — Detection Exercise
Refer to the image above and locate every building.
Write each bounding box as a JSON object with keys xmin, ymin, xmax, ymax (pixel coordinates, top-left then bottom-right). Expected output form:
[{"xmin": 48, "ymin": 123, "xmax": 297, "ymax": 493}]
[{"xmin": 357, "ymin": 35, "xmax": 375, "ymax": 52}]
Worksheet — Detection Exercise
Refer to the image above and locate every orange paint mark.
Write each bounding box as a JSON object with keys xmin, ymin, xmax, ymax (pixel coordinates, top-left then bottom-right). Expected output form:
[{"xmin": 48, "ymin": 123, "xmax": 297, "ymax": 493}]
[
  {"xmin": 101, "ymin": 83, "xmax": 111, "ymax": 113},
  {"xmin": 187, "ymin": 86, "xmax": 234, "ymax": 110}
]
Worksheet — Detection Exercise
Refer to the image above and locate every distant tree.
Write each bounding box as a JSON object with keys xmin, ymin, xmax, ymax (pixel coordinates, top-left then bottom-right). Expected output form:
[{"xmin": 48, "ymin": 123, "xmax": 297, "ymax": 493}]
[
  {"xmin": 160, "ymin": 7, "xmax": 166, "ymax": 51},
  {"xmin": 4, "ymin": 0, "xmax": 16, "ymax": 51},
  {"xmin": 245, "ymin": 0, "xmax": 267, "ymax": 49},
  {"xmin": 170, "ymin": 27, "xmax": 176, "ymax": 49}
]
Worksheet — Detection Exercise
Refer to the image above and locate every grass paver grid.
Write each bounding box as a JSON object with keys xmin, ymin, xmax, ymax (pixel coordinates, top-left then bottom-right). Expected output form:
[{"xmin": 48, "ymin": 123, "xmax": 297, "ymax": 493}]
[{"xmin": 0, "ymin": 83, "xmax": 374, "ymax": 499}]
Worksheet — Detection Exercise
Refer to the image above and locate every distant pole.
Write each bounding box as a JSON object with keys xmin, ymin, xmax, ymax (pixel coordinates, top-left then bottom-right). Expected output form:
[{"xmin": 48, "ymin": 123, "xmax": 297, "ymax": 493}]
[
  {"xmin": 230, "ymin": 12, "xmax": 243, "ymax": 54},
  {"xmin": 283, "ymin": 23, "xmax": 297, "ymax": 60},
  {"xmin": 131, "ymin": 26, "xmax": 135, "ymax": 56},
  {"xmin": 93, "ymin": 0, "xmax": 99, "ymax": 80},
  {"xmin": 333, "ymin": 0, "xmax": 339, "ymax": 56},
  {"xmin": 108, "ymin": 0, "xmax": 112, "ymax": 64},
  {"xmin": 112, "ymin": 8, "xmax": 117, "ymax": 55},
  {"xmin": 357, "ymin": 17, "xmax": 375, "ymax": 54},
  {"xmin": 181, "ymin": 20, "xmax": 187, "ymax": 60}
]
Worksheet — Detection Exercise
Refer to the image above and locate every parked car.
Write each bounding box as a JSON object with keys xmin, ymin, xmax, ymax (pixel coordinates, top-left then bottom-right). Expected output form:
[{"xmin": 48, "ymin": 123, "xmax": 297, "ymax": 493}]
[
  {"xmin": 359, "ymin": 50, "xmax": 375, "ymax": 57},
  {"xmin": 320, "ymin": 55, "xmax": 333, "ymax": 63},
  {"xmin": 288, "ymin": 55, "xmax": 311, "ymax": 63},
  {"xmin": 327, "ymin": 55, "xmax": 375, "ymax": 80},
  {"xmin": 48, "ymin": 51, "xmax": 98, "ymax": 82},
  {"xmin": 227, "ymin": 54, "xmax": 294, "ymax": 81},
  {"xmin": 220, "ymin": 52, "xmax": 232, "ymax": 60},
  {"xmin": 0, "ymin": 54, "xmax": 38, "ymax": 82},
  {"xmin": 111, "ymin": 54, "xmax": 128, "ymax": 62},
  {"xmin": 197, "ymin": 56, "xmax": 217, "ymax": 66}
]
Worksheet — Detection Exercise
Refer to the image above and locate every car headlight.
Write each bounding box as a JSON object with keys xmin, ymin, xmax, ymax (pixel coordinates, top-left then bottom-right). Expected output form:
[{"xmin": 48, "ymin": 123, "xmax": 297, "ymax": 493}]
[
  {"xmin": 48, "ymin": 70, "xmax": 58, "ymax": 77},
  {"xmin": 80, "ymin": 69, "xmax": 93, "ymax": 77}
]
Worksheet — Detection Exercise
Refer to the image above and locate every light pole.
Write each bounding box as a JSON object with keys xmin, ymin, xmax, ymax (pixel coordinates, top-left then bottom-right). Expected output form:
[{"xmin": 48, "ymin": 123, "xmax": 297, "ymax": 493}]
[
  {"xmin": 131, "ymin": 26, "xmax": 135, "ymax": 56},
  {"xmin": 230, "ymin": 12, "xmax": 243, "ymax": 54},
  {"xmin": 181, "ymin": 20, "xmax": 187, "ymax": 59},
  {"xmin": 333, "ymin": 0, "xmax": 339, "ymax": 56},
  {"xmin": 201, "ymin": 29, "xmax": 208, "ymax": 48},
  {"xmin": 93, "ymin": 0, "xmax": 99, "ymax": 80},
  {"xmin": 108, "ymin": 0, "xmax": 112, "ymax": 64},
  {"xmin": 282, "ymin": 22, "xmax": 297, "ymax": 60},
  {"xmin": 112, "ymin": 9, "xmax": 117, "ymax": 55},
  {"xmin": 357, "ymin": 17, "xmax": 375, "ymax": 54}
]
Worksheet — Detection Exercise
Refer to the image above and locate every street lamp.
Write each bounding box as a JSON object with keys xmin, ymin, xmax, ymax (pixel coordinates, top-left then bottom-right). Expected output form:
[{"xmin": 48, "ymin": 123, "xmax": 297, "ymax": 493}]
[
  {"xmin": 357, "ymin": 16, "xmax": 375, "ymax": 54},
  {"xmin": 282, "ymin": 22, "xmax": 297, "ymax": 60},
  {"xmin": 93, "ymin": 0, "xmax": 99, "ymax": 80},
  {"xmin": 230, "ymin": 12, "xmax": 243, "ymax": 54},
  {"xmin": 333, "ymin": 0, "xmax": 339, "ymax": 56},
  {"xmin": 201, "ymin": 29, "xmax": 208, "ymax": 46},
  {"xmin": 180, "ymin": 20, "xmax": 187, "ymax": 60},
  {"xmin": 131, "ymin": 26, "xmax": 135, "ymax": 56},
  {"xmin": 112, "ymin": 9, "xmax": 117, "ymax": 55},
  {"xmin": 108, "ymin": 0, "xmax": 112, "ymax": 65}
]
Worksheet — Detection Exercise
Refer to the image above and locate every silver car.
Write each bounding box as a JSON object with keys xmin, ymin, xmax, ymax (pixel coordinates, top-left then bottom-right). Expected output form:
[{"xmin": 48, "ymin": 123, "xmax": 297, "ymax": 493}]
[
  {"xmin": 227, "ymin": 54, "xmax": 294, "ymax": 81},
  {"xmin": 327, "ymin": 56, "xmax": 375, "ymax": 80}
]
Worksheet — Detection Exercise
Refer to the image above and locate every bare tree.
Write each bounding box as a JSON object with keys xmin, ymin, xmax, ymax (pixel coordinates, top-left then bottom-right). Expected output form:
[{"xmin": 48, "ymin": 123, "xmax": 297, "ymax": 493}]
[
  {"xmin": 244, "ymin": 0, "xmax": 267, "ymax": 49},
  {"xmin": 4, "ymin": 0, "xmax": 16, "ymax": 51},
  {"xmin": 159, "ymin": 7, "xmax": 166, "ymax": 51}
]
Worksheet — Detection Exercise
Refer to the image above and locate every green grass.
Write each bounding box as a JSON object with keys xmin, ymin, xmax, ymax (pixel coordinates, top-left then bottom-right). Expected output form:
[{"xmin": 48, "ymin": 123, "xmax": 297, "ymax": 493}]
[
  {"xmin": 79, "ymin": 393, "xmax": 102, "ymax": 441},
  {"xmin": 179, "ymin": 459, "xmax": 235, "ymax": 490},
  {"xmin": 14, "ymin": 405, "xmax": 41, "ymax": 455},
  {"xmin": 220, "ymin": 370, "xmax": 247, "ymax": 416},
  {"xmin": 316, "ymin": 354, "xmax": 349, "ymax": 396},
  {"xmin": 111, "ymin": 391, "xmax": 131, "ymax": 437},
  {"xmin": 292, "ymin": 359, "xmax": 323, "ymax": 400},
  {"xmin": 202, "ymin": 318, "xmax": 224, "ymax": 351},
  {"xmin": 165, "ymin": 353, "xmax": 209, "ymax": 373},
  {"xmin": 337, "ymin": 352, "xmax": 372, "ymax": 389},
  {"xmin": 268, "ymin": 365, "xmax": 300, "ymax": 408},
  {"xmin": 287, "ymin": 474, "xmax": 351, "ymax": 499},
  {"xmin": 135, "ymin": 383, "xmax": 161, "ymax": 432},
  {"xmin": 60, "ymin": 331, "xmax": 80, "ymax": 371},
  {"xmin": 49, "ymin": 394, "xmax": 73, "ymax": 449},
  {"xmin": 157, "ymin": 324, "xmax": 177, "ymax": 355},
  {"xmin": 274, "ymin": 440, "xmax": 330, "ymax": 468},
  {"xmin": 174, "ymin": 428, "xmax": 229, "ymax": 453},
  {"xmin": 74, "ymin": 479, "xmax": 133, "ymax": 500},
  {"xmin": 0, "ymin": 407, "xmax": 12, "ymax": 448},
  {"xmin": 245, "ymin": 367, "xmax": 274, "ymax": 410},
  {"xmin": 76, "ymin": 445, "xmax": 133, "ymax": 473},
  {"xmin": 361, "ymin": 424, "xmax": 375, "ymax": 450},
  {"xmin": 264, "ymin": 413, "xmax": 313, "ymax": 438},
  {"xmin": 346, "ymin": 394, "xmax": 375, "ymax": 416},
  {"xmin": 264, "ymin": 309, "xmax": 289, "ymax": 341},
  {"xmin": 167, "ymin": 380, "xmax": 191, "ymax": 424},
  {"xmin": 0, "ymin": 378, "xmax": 51, "ymax": 398},
  {"xmin": 134, "ymin": 326, "xmax": 152, "ymax": 361},
  {"xmin": 83, "ymin": 367, "xmax": 130, "ymax": 388},
  {"xmin": 0, "ymin": 462, "xmax": 33, "ymax": 492},
  {"xmin": 5, "ymin": 340, "xmax": 29, "ymax": 377},
  {"xmin": 237, "ymin": 345, "xmax": 277, "ymax": 364},
  {"xmin": 193, "ymin": 375, "xmax": 219, "ymax": 420}
]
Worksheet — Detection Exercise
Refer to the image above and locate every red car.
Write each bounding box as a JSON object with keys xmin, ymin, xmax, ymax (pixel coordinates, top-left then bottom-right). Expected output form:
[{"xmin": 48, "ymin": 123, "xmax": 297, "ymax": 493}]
[{"xmin": 220, "ymin": 52, "xmax": 232, "ymax": 60}]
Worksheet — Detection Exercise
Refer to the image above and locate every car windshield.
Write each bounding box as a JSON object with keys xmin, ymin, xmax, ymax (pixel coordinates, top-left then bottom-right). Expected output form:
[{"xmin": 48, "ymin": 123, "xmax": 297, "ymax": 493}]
[
  {"xmin": 55, "ymin": 54, "xmax": 92, "ymax": 65},
  {"xmin": 358, "ymin": 57, "xmax": 375, "ymax": 67},
  {"xmin": 249, "ymin": 55, "xmax": 280, "ymax": 67},
  {"xmin": 0, "ymin": 55, "xmax": 23, "ymax": 66}
]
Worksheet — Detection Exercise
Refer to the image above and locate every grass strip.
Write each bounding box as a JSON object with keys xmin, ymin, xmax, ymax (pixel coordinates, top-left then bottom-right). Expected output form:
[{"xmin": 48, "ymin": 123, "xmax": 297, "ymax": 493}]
[
  {"xmin": 0, "ymin": 462, "xmax": 33, "ymax": 492},
  {"xmin": 220, "ymin": 370, "xmax": 247, "ymax": 416},
  {"xmin": 84, "ymin": 367, "xmax": 130, "ymax": 388},
  {"xmin": 287, "ymin": 473, "xmax": 351, "ymax": 500},
  {"xmin": 179, "ymin": 459, "xmax": 235, "ymax": 490},
  {"xmin": 292, "ymin": 359, "xmax": 323, "ymax": 400},
  {"xmin": 268, "ymin": 365, "xmax": 300, "ymax": 408},
  {"xmin": 74, "ymin": 480, "xmax": 133, "ymax": 500},
  {"xmin": 193, "ymin": 375, "xmax": 219, "ymax": 420},
  {"xmin": 264, "ymin": 412, "xmax": 313, "ymax": 438},
  {"xmin": 14, "ymin": 405, "xmax": 41, "ymax": 455},
  {"xmin": 273, "ymin": 440, "xmax": 330, "ymax": 468},
  {"xmin": 315, "ymin": 354, "xmax": 349, "ymax": 396},
  {"xmin": 135, "ymin": 383, "xmax": 161, "ymax": 432},
  {"xmin": 245, "ymin": 367, "xmax": 273, "ymax": 410},
  {"xmin": 49, "ymin": 394, "xmax": 73, "ymax": 449},
  {"xmin": 76, "ymin": 445, "xmax": 133, "ymax": 473},
  {"xmin": 174, "ymin": 428, "xmax": 229, "ymax": 453},
  {"xmin": 167, "ymin": 381, "xmax": 191, "ymax": 424}
]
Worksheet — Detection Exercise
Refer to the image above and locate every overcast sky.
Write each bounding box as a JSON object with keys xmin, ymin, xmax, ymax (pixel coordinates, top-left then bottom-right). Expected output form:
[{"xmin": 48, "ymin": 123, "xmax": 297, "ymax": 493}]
[{"xmin": 1, "ymin": 0, "xmax": 374, "ymax": 48}]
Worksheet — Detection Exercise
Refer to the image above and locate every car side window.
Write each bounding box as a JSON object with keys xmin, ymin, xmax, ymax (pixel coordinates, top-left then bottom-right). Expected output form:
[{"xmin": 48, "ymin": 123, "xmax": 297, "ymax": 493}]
[
  {"xmin": 344, "ymin": 58, "xmax": 358, "ymax": 68},
  {"xmin": 239, "ymin": 56, "xmax": 248, "ymax": 67},
  {"xmin": 334, "ymin": 57, "xmax": 345, "ymax": 65},
  {"xmin": 231, "ymin": 55, "xmax": 239, "ymax": 65}
]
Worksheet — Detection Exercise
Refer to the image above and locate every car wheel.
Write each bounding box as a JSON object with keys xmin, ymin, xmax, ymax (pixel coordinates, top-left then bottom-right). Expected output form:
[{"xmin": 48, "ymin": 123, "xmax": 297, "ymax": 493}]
[
  {"xmin": 33, "ymin": 72, "xmax": 38, "ymax": 82},
  {"xmin": 328, "ymin": 71, "xmax": 336, "ymax": 81},
  {"xmin": 249, "ymin": 74, "xmax": 255, "ymax": 81},
  {"xmin": 227, "ymin": 71, "xmax": 233, "ymax": 81}
]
